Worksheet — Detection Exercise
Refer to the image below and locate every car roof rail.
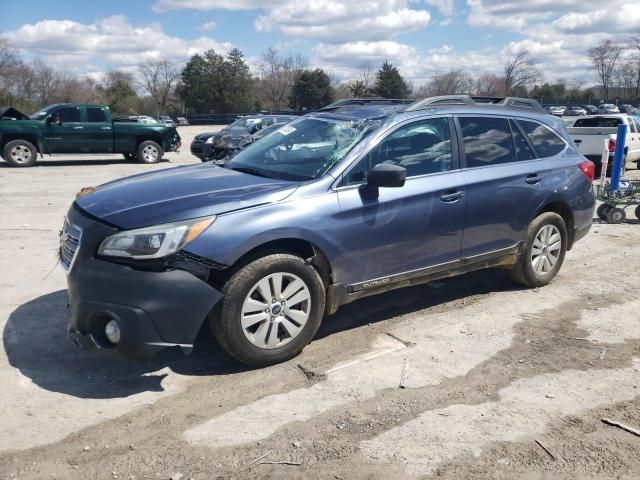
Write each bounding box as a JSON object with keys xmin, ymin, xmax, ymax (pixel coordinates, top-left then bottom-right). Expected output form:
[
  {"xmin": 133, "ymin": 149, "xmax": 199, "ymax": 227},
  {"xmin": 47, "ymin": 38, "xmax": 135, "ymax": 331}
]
[
  {"xmin": 404, "ymin": 95, "xmax": 546, "ymax": 114},
  {"xmin": 318, "ymin": 97, "xmax": 414, "ymax": 111}
]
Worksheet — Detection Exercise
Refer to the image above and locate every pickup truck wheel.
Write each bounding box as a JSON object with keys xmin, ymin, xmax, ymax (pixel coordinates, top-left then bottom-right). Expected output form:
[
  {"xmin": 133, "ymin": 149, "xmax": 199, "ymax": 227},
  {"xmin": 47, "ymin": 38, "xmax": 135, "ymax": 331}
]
[
  {"xmin": 635, "ymin": 205, "xmax": 640, "ymax": 220},
  {"xmin": 210, "ymin": 253, "xmax": 326, "ymax": 366},
  {"xmin": 3, "ymin": 139, "xmax": 37, "ymax": 167},
  {"xmin": 137, "ymin": 141, "xmax": 163, "ymax": 164},
  {"xmin": 510, "ymin": 212, "xmax": 567, "ymax": 288},
  {"xmin": 123, "ymin": 153, "xmax": 136, "ymax": 161}
]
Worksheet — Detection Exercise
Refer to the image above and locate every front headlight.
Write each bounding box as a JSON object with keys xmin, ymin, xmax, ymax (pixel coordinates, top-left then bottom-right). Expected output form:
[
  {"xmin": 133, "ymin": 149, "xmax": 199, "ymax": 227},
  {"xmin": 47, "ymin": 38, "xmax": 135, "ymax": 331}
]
[
  {"xmin": 205, "ymin": 136, "xmax": 215, "ymax": 144},
  {"xmin": 98, "ymin": 216, "xmax": 215, "ymax": 259}
]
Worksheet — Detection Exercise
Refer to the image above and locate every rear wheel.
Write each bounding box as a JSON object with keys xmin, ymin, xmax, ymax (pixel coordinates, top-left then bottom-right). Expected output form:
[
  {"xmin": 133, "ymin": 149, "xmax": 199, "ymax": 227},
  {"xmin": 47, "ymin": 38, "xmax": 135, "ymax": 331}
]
[
  {"xmin": 3, "ymin": 139, "xmax": 37, "ymax": 167},
  {"xmin": 510, "ymin": 212, "xmax": 567, "ymax": 288},
  {"xmin": 136, "ymin": 140, "xmax": 163, "ymax": 164},
  {"xmin": 606, "ymin": 207, "xmax": 626, "ymax": 224},
  {"xmin": 210, "ymin": 253, "xmax": 326, "ymax": 366},
  {"xmin": 597, "ymin": 203, "xmax": 612, "ymax": 221}
]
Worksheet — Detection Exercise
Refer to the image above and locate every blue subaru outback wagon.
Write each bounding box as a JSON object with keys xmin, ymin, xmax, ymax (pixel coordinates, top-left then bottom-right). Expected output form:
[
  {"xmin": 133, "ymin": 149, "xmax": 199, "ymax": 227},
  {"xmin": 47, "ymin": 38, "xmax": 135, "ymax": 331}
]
[{"xmin": 61, "ymin": 96, "xmax": 596, "ymax": 366}]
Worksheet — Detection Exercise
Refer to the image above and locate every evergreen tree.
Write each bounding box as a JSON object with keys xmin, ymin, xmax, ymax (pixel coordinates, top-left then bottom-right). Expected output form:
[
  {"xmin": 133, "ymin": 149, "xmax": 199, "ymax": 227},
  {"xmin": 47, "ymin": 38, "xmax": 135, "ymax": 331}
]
[
  {"xmin": 289, "ymin": 69, "xmax": 334, "ymax": 110},
  {"xmin": 374, "ymin": 61, "xmax": 411, "ymax": 98}
]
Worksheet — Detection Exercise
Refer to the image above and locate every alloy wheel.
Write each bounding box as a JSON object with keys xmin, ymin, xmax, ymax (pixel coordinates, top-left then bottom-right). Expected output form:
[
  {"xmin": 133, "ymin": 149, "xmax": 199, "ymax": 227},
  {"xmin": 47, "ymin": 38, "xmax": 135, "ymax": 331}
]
[{"xmin": 530, "ymin": 224, "xmax": 562, "ymax": 276}]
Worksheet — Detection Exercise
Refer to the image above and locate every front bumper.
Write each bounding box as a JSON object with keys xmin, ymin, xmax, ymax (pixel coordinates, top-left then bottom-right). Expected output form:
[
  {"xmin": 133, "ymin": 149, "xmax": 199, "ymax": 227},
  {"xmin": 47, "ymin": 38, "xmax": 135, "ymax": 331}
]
[{"xmin": 63, "ymin": 205, "xmax": 223, "ymax": 360}]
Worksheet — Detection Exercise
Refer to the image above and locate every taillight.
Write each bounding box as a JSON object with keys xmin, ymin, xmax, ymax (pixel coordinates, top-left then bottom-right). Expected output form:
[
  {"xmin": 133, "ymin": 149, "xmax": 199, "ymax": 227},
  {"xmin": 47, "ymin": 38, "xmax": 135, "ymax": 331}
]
[
  {"xmin": 578, "ymin": 159, "xmax": 595, "ymax": 182},
  {"xmin": 608, "ymin": 138, "xmax": 616, "ymax": 153}
]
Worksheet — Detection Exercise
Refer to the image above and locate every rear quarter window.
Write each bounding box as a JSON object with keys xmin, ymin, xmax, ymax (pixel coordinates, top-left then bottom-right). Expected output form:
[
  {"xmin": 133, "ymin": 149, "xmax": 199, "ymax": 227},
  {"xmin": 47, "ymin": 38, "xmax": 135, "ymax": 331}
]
[{"xmin": 517, "ymin": 120, "xmax": 566, "ymax": 158}]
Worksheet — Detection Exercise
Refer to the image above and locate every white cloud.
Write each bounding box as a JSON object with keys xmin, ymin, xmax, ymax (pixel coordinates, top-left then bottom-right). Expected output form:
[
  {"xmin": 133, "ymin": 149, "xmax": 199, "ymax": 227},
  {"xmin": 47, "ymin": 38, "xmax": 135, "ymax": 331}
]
[
  {"xmin": 553, "ymin": 5, "xmax": 640, "ymax": 34},
  {"xmin": 152, "ymin": 0, "xmax": 280, "ymax": 12},
  {"xmin": 255, "ymin": 1, "xmax": 431, "ymax": 42},
  {"xmin": 425, "ymin": 0, "xmax": 454, "ymax": 16},
  {"xmin": 5, "ymin": 15, "xmax": 233, "ymax": 69},
  {"xmin": 197, "ymin": 21, "xmax": 217, "ymax": 31}
]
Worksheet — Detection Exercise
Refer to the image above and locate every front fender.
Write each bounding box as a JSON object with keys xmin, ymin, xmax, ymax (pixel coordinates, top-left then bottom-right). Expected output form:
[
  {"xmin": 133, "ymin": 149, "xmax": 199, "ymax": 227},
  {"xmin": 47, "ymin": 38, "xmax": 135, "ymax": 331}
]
[{"xmin": 184, "ymin": 192, "xmax": 348, "ymax": 280}]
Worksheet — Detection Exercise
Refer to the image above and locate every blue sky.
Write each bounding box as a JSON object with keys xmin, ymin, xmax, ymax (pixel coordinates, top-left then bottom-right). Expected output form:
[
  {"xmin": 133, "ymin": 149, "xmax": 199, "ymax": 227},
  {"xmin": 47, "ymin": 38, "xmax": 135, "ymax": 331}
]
[{"xmin": 1, "ymin": 0, "xmax": 638, "ymax": 85}]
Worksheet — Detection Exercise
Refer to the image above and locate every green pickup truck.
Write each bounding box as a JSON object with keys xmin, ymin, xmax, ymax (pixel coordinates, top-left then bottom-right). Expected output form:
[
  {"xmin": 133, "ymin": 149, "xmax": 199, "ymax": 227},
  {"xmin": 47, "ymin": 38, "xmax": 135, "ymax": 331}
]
[{"xmin": 0, "ymin": 104, "xmax": 181, "ymax": 167}]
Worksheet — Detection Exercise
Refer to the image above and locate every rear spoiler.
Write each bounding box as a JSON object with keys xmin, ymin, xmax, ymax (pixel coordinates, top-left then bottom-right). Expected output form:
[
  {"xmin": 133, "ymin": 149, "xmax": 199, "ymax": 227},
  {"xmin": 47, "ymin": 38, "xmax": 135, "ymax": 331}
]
[{"xmin": 0, "ymin": 106, "xmax": 29, "ymax": 120}]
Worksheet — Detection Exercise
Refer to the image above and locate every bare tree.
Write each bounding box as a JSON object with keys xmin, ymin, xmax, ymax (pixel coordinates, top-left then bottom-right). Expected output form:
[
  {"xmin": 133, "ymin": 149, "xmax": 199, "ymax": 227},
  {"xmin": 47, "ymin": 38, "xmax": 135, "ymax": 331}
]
[
  {"xmin": 358, "ymin": 61, "xmax": 374, "ymax": 92},
  {"xmin": 419, "ymin": 69, "xmax": 474, "ymax": 96},
  {"xmin": 258, "ymin": 47, "xmax": 308, "ymax": 110},
  {"xmin": 139, "ymin": 58, "xmax": 180, "ymax": 116},
  {"xmin": 503, "ymin": 51, "xmax": 542, "ymax": 96},
  {"xmin": 588, "ymin": 40, "xmax": 621, "ymax": 100},
  {"xmin": 473, "ymin": 72, "xmax": 501, "ymax": 96},
  {"xmin": 630, "ymin": 34, "xmax": 640, "ymax": 99}
]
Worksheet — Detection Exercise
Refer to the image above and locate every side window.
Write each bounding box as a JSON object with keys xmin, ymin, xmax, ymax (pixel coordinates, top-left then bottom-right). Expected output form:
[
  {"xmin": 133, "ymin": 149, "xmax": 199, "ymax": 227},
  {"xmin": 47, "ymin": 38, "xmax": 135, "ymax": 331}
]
[
  {"xmin": 518, "ymin": 120, "xmax": 566, "ymax": 158},
  {"xmin": 633, "ymin": 118, "xmax": 640, "ymax": 133},
  {"xmin": 510, "ymin": 120, "xmax": 536, "ymax": 161},
  {"xmin": 343, "ymin": 117, "xmax": 452, "ymax": 185},
  {"xmin": 628, "ymin": 119, "xmax": 638, "ymax": 133},
  {"xmin": 459, "ymin": 117, "xmax": 515, "ymax": 167},
  {"xmin": 86, "ymin": 107, "xmax": 107, "ymax": 123},
  {"xmin": 57, "ymin": 107, "xmax": 81, "ymax": 123}
]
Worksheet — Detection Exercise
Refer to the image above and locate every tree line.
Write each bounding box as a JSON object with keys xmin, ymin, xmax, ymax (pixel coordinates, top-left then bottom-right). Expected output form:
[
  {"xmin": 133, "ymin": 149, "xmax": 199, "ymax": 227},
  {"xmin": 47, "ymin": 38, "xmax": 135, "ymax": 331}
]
[{"xmin": 1, "ymin": 35, "xmax": 639, "ymax": 118}]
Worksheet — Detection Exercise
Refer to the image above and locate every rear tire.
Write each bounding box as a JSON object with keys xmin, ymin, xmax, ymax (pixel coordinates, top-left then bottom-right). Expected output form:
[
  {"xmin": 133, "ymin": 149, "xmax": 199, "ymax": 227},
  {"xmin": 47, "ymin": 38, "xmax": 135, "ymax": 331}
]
[
  {"xmin": 136, "ymin": 140, "xmax": 163, "ymax": 164},
  {"xmin": 510, "ymin": 212, "xmax": 567, "ymax": 288},
  {"xmin": 3, "ymin": 139, "xmax": 37, "ymax": 167},
  {"xmin": 210, "ymin": 254, "xmax": 326, "ymax": 366},
  {"xmin": 606, "ymin": 207, "xmax": 626, "ymax": 224}
]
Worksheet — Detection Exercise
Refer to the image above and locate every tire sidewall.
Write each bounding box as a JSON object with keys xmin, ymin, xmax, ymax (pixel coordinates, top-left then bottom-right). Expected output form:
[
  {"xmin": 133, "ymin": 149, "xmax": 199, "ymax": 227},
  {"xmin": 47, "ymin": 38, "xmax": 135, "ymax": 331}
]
[
  {"xmin": 213, "ymin": 254, "xmax": 326, "ymax": 366},
  {"xmin": 520, "ymin": 213, "xmax": 567, "ymax": 287},
  {"xmin": 3, "ymin": 140, "xmax": 37, "ymax": 167},
  {"xmin": 137, "ymin": 141, "xmax": 163, "ymax": 164}
]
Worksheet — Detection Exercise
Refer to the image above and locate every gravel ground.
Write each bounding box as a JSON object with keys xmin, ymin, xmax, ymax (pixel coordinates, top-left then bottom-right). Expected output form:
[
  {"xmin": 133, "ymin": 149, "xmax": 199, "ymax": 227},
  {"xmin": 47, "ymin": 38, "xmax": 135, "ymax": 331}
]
[{"xmin": 1, "ymin": 126, "xmax": 639, "ymax": 479}]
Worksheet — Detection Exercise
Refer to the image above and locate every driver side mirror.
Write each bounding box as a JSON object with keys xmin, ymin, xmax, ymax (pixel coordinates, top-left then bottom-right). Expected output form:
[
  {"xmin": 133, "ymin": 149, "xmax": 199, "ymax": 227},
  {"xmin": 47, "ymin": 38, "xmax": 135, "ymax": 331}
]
[{"xmin": 367, "ymin": 163, "xmax": 406, "ymax": 188}]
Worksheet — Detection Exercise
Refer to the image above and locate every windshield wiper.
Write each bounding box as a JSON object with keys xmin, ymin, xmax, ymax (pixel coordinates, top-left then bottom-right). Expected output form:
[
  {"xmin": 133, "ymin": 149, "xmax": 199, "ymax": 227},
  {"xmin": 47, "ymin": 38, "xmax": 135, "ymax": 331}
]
[{"xmin": 228, "ymin": 166, "xmax": 271, "ymax": 178}]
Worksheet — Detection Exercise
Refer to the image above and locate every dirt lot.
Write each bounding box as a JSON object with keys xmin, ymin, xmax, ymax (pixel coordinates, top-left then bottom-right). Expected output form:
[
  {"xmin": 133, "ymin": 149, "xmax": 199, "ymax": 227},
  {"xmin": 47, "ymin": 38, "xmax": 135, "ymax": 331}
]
[{"xmin": 1, "ymin": 126, "xmax": 639, "ymax": 479}]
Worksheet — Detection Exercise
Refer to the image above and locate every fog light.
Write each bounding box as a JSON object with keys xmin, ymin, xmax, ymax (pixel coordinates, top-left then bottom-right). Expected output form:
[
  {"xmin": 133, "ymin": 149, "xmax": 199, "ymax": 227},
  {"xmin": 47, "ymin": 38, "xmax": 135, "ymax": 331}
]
[{"xmin": 105, "ymin": 320, "xmax": 121, "ymax": 344}]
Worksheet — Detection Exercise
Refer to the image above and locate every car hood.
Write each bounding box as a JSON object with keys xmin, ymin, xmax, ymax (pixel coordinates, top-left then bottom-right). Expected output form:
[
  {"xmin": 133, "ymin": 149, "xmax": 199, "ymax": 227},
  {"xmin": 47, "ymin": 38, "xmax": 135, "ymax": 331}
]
[{"xmin": 76, "ymin": 163, "xmax": 299, "ymax": 229}]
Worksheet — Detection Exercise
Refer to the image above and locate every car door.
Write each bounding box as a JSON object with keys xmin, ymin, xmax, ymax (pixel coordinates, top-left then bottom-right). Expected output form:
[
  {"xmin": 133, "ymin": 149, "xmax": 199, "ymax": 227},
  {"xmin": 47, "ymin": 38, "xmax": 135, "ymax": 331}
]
[
  {"xmin": 335, "ymin": 116, "xmax": 465, "ymax": 286},
  {"xmin": 83, "ymin": 106, "xmax": 114, "ymax": 153},
  {"xmin": 457, "ymin": 115, "xmax": 551, "ymax": 258},
  {"xmin": 45, "ymin": 106, "xmax": 85, "ymax": 153},
  {"xmin": 628, "ymin": 118, "xmax": 640, "ymax": 161}
]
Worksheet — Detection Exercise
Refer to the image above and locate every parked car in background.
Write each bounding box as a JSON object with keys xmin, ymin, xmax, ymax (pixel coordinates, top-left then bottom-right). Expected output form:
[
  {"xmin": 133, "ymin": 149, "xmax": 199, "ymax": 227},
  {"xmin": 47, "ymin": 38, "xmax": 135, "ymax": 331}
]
[
  {"xmin": 62, "ymin": 95, "xmax": 595, "ymax": 366},
  {"xmin": 583, "ymin": 105, "xmax": 600, "ymax": 115},
  {"xmin": 566, "ymin": 114, "xmax": 640, "ymax": 176},
  {"xmin": 0, "ymin": 103, "xmax": 181, "ymax": 167},
  {"xmin": 563, "ymin": 106, "xmax": 587, "ymax": 116},
  {"xmin": 597, "ymin": 104, "xmax": 620, "ymax": 114},
  {"xmin": 545, "ymin": 106, "xmax": 565, "ymax": 117},
  {"xmin": 620, "ymin": 104, "xmax": 639, "ymax": 114},
  {"xmin": 157, "ymin": 115, "xmax": 176, "ymax": 127},
  {"xmin": 176, "ymin": 116, "xmax": 189, "ymax": 126},
  {"xmin": 190, "ymin": 114, "xmax": 297, "ymax": 161}
]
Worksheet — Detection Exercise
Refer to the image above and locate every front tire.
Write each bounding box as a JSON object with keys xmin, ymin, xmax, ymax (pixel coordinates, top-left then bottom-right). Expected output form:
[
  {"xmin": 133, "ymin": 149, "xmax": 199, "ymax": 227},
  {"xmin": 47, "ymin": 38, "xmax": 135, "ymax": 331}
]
[
  {"xmin": 137, "ymin": 140, "xmax": 163, "ymax": 164},
  {"xmin": 510, "ymin": 212, "xmax": 567, "ymax": 288},
  {"xmin": 3, "ymin": 139, "xmax": 37, "ymax": 167},
  {"xmin": 211, "ymin": 254, "xmax": 326, "ymax": 366}
]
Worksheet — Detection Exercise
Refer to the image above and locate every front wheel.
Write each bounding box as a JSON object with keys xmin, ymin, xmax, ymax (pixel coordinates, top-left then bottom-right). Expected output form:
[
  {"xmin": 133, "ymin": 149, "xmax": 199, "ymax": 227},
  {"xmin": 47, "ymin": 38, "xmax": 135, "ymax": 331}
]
[
  {"xmin": 3, "ymin": 139, "xmax": 37, "ymax": 167},
  {"xmin": 210, "ymin": 254, "xmax": 326, "ymax": 366},
  {"xmin": 510, "ymin": 212, "xmax": 567, "ymax": 288},
  {"xmin": 137, "ymin": 140, "xmax": 163, "ymax": 164}
]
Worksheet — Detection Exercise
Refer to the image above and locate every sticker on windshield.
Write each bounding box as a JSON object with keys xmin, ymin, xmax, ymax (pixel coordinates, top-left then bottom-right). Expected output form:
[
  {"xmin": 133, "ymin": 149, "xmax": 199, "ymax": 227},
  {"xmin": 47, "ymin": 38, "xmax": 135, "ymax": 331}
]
[{"xmin": 277, "ymin": 124, "xmax": 296, "ymax": 135}]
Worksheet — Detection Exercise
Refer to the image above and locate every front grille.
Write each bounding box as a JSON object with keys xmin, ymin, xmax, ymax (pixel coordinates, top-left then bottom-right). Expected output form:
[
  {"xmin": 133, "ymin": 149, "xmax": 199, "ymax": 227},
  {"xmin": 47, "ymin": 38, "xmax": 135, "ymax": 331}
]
[{"xmin": 60, "ymin": 218, "xmax": 82, "ymax": 271}]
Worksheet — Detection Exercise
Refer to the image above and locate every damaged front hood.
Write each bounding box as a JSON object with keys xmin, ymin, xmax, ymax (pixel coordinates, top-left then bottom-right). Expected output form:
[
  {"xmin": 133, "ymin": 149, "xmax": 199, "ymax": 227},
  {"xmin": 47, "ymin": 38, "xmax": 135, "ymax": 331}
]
[
  {"xmin": 76, "ymin": 163, "xmax": 299, "ymax": 229},
  {"xmin": 0, "ymin": 106, "xmax": 30, "ymax": 120}
]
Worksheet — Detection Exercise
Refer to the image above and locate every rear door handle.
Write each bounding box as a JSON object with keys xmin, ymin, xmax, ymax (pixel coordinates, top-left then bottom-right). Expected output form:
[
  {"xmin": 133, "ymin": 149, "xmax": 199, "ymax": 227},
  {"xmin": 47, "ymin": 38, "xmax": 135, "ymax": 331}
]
[
  {"xmin": 525, "ymin": 174, "xmax": 542, "ymax": 184},
  {"xmin": 101, "ymin": 126, "xmax": 112, "ymax": 130},
  {"xmin": 73, "ymin": 126, "xmax": 84, "ymax": 130},
  {"xmin": 574, "ymin": 139, "xmax": 582, "ymax": 144},
  {"xmin": 440, "ymin": 190, "xmax": 464, "ymax": 202}
]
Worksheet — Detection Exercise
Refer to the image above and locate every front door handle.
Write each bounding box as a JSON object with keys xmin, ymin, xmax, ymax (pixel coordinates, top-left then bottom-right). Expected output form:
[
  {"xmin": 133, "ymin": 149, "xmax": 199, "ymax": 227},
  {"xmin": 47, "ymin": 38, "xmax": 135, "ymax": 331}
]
[
  {"xmin": 574, "ymin": 139, "xmax": 582, "ymax": 144},
  {"xmin": 525, "ymin": 174, "xmax": 542, "ymax": 184},
  {"xmin": 440, "ymin": 190, "xmax": 464, "ymax": 202},
  {"xmin": 73, "ymin": 126, "xmax": 84, "ymax": 130},
  {"xmin": 101, "ymin": 126, "xmax": 112, "ymax": 130}
]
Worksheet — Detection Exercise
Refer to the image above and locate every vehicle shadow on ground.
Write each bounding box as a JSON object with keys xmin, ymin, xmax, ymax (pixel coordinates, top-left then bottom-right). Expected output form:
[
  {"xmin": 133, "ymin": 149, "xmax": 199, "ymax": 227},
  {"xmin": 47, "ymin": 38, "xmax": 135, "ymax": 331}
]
[
  {"xmin": 4, "ymin": 269, "xmax": 520, "ymax": 400},
  {"xmin": 0, "ymin": 158, "xmax": 175, "ymax": 168}
]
